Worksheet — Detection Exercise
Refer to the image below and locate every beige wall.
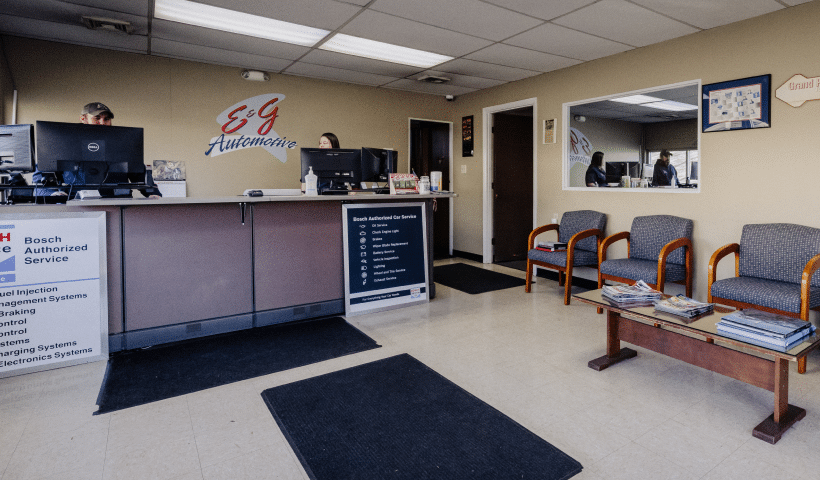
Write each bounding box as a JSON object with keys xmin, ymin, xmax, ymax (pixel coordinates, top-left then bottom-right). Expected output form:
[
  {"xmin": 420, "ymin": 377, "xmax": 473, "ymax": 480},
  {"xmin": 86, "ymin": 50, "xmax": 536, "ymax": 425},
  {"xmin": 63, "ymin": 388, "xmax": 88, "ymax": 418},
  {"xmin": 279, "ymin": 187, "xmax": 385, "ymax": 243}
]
[
  {"xmin": 447, "ymin": 0, "xmax": 820, "ymax": 299},
  {"xmin": 1, "ymin": 36, "xmax": 453, "ymax": 197}
]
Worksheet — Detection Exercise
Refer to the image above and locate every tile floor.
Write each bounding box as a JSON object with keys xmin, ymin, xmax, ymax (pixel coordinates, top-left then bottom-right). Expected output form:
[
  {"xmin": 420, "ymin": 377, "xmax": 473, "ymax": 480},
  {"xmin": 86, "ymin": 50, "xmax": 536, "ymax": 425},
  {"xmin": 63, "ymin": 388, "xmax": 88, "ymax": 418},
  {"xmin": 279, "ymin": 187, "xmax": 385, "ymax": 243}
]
[{"xmin": 3, "ymin": 258, "xmax": 820, "ymax": 480}]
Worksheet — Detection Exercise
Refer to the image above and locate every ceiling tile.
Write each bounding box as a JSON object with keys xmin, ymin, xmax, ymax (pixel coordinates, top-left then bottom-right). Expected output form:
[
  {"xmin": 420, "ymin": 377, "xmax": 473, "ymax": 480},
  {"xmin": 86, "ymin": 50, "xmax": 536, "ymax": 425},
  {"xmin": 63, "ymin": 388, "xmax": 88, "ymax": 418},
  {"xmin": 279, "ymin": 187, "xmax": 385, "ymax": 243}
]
[
  {"xmin": 382, "ymin": 79, "xmax": 476, "ymax": 96},
  {"xmin": 339, "ymin": 10, "xmax": 493, "ymax": 58},
  {"xmin": 505, "ymin": 23, "xmax": 632, "ymax": 61},
  {"xmin": 151, "ymin": 38, "xmax": 294, "ymax": 71},
  {"xmin": 369, "ymin": 0, "xmax": 542, "ymax": 41},
  {"xmin": 553, "ymin": 0, "xmax": 699, "ymax": 47},
  {"xmin": 435, "ymin": 58, "xmax": 541, "ymax": 82},
  {"xmin": 482, "ymin": 0, "xmax": 598, "ymax": 21},
  {"xmin": 299, "ymin": 50, "xmax": 424, "ymax": 78},
  {"xmin": 152, "ymin": 19, "xmax": 309, "ymax": 61},
  {"xmin": 0, "ymin": 0, "xmax": 148, "ymax": 34},
  {"xmin": 284, "ymin": 62, "xmax": 399, "ymax": 86},
  {"xmin": 465, "ymin": 43, "xmax": 581, "ymax": 72},
  {"xmin": 68, "ymin": 0, "xmax": 150, "ymax": 17},
  {"xmin": 191, "ymin": 0, "xmax": 363, "ymax": 31},
  {"xmin": 629, "ymin": 0, "xmax": 783, "ymax": 30},
  {"xmin": 409, "ymin": 71, "xmax": 506, "ymax": 90},
  {"xmin": 0, "ymin": 13, "xmax": 148, "ymax": 53}
]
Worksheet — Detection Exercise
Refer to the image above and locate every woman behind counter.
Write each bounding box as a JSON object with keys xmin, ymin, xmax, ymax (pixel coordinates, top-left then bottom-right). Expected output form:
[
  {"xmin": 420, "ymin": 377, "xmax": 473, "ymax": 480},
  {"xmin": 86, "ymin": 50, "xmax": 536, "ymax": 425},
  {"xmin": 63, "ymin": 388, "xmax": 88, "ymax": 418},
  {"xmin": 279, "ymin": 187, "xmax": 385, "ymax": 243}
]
[{"xmin": 585, "ymin": 151, "xmax": 607, "ymax": 187}]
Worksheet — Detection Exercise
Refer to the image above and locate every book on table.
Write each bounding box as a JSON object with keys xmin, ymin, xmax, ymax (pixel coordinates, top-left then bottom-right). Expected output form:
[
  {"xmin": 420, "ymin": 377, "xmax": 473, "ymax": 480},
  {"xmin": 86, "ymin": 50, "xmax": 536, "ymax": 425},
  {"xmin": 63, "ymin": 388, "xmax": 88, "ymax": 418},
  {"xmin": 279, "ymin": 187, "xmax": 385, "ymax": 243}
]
[{"xmin": 716, "ymin": 308, "xmax": 816, "ymax": 350}]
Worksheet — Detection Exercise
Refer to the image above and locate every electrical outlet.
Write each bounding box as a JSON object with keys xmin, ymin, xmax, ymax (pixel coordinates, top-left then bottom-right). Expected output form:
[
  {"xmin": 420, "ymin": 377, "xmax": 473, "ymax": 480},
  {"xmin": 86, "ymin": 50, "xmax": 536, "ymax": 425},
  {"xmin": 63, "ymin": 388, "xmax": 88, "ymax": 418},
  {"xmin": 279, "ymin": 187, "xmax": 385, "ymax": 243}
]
[{"xmin": 461, "ymin": 165, "xmax": 467, "ymax": 173}]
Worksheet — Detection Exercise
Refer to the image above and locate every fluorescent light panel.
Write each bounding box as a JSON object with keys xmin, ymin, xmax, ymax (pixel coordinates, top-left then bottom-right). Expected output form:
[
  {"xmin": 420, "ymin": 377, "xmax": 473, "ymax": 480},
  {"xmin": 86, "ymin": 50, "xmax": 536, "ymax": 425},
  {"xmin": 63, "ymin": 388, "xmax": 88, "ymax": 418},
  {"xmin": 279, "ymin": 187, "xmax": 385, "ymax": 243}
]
[
  {"xmin": 154, "ymin": 0, "xmax": 329, "ymax": 47},
  {"xmin": 643, "ymin": 100, "xmax": 698, "ymax": 111},
  {"xmin": 610, "ymin": 94, "xmax": 664, "ymax": 104},
  {"xmin": 320, "ymin": 34, "xmax": 453, "ymax": 69}
]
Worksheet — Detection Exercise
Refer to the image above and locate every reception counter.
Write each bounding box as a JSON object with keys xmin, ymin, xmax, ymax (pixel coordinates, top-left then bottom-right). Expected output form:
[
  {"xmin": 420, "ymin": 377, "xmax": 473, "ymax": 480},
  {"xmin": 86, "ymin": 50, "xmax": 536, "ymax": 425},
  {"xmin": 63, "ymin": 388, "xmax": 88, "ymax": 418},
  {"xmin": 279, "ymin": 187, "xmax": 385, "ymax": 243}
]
[{"xmin": 2, "ymin": 193, "xmax": 452, "ymax": 352}]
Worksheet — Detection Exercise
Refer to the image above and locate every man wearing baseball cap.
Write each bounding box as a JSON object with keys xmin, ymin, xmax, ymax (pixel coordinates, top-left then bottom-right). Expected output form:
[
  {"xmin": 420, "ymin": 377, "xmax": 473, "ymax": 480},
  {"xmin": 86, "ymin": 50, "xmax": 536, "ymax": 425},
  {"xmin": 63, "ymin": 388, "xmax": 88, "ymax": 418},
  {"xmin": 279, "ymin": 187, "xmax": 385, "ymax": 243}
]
[
  {"xmin": 651, "ymin": 149, "xmax": 679, "ymax": 187},
  {"xmin": 80, "ymin": 102, "xmax": 114, "ymax": 125}
]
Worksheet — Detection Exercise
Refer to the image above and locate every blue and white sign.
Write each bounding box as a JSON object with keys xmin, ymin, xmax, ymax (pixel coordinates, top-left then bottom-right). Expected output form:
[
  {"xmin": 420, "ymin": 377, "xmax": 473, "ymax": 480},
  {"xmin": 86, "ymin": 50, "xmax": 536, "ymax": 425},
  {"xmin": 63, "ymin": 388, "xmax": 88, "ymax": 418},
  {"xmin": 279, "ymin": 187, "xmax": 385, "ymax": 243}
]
[
  {"xmin": 0, "ymin": 212, "xmax": 108, "ymax": 378},
  {"xmin": 343, "ymin": 203, "xmax": 429, "ymax": 316}
]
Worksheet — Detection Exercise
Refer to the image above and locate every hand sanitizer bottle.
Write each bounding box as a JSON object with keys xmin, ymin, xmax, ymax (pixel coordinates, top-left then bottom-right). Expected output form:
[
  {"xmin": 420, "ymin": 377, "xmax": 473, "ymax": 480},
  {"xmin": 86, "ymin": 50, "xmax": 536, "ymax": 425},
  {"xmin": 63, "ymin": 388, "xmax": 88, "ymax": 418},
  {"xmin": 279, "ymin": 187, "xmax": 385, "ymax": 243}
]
[{"xmin": 305, "ymin": 167, "xmax": 318, "ymax": 196}]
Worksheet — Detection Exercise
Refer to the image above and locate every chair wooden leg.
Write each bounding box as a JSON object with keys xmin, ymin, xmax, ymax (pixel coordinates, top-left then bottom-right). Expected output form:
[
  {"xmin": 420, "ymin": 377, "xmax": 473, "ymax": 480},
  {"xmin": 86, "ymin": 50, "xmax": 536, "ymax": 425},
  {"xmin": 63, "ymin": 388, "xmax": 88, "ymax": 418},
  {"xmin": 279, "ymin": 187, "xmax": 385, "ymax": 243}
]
[
  {"xmin": 525, "ymin": 260, "xmax": 533, "ymax": 293},
  {"xmin": 563, "ymin": 267, "xmax": 573, "ymax": 305},
  {"xmin": 558, "ymin": 271, "xmax": 565, "ymax": 286},
  {"xmin": 596, "ymin": 275, "xmax": 604, "ymax": 314},
  {"xmin": 798, "ymin": 356, "xmax": 806, "ymax": 374}
]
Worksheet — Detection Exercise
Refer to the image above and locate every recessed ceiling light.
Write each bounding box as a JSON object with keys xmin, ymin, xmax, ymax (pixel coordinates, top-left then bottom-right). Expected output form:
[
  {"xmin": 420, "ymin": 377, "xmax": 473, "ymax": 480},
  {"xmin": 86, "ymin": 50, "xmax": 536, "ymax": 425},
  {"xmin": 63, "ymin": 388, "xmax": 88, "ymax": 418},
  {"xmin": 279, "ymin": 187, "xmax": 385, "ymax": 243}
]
[
  {"xmin": 643, "ymin": 100, "xmax": 698, "ymax": 111},
  {"xmin": 319, "ymin": 34, "xmax": 452, "ymax": 69},
  {"xmin": 609, "ymin": 94, "xmax": 664, "ymax": 104},
  {"xmin": 154, "ymin": 0, "xmax": 329, "ymax": 47}
]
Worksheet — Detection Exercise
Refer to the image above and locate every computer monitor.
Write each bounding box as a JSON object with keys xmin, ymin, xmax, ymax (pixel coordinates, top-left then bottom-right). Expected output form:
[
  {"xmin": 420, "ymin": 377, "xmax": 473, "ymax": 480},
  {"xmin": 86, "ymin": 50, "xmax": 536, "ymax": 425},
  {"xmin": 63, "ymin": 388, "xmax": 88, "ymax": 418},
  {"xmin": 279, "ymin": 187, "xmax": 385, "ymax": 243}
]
[
  {"xmin": 0, "ymin": 124, "xmax": 35, "ymax": 173},
  {"xmin": 360, "ymin": 147, "xmax": 397, "ymax": 183},
  {"xmin": 35, "ymin": 121, "xmax": 145, "ymax": 187},
  {"xmin": 689, "ymin": 161, "xmax": 698, "ymax": 181},
  {"xmin": 605, "ymin": 161, "xmax": 640, "ymax": 184},
  {"xmin": 300, "ymin": 148, "xmax": 362, "ymax": 193}
]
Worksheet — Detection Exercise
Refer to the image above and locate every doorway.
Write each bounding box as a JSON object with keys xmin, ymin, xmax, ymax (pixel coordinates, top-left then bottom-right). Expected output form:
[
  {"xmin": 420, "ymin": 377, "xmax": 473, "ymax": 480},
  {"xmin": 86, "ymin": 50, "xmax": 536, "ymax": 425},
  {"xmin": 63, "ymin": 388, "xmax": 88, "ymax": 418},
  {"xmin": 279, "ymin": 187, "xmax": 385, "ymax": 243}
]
[
  {"xmin": 482, "ymin": 98, "xmax": 537, "ymax": 264},
  {"xmin": 409, "ymin": 119, "xmax": 453, "ymax": 260}
]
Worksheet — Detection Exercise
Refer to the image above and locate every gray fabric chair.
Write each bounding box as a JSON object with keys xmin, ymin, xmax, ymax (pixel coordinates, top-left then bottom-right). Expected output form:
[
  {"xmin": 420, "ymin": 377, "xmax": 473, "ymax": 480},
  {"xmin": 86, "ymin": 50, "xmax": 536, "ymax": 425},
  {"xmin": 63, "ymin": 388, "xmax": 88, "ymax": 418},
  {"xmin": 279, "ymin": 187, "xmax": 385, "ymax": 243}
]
[
  {"xmin": 708, "ymin": 223, "xmax": 820, "ymax": 374},
  {"xmin": 525, "ymin": 210, "xmax": 606, "ymax": 305},
  {"xmin": 598, "ymin": 214, "xmax": 694, "ymax": 297}
]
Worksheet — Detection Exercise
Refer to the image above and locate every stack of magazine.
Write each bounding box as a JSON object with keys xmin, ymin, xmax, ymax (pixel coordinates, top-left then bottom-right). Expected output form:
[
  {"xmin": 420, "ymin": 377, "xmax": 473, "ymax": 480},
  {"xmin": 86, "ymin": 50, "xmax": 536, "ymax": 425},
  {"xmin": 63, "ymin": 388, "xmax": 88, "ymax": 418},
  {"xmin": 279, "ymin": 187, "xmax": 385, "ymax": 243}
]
[
  {"xmin": 716, "ymin": 309, "xmax": 816, "ymax": 352},
  {"xmin": 601, "ymin": 280, "xmax": 662, "ymax": 306},
  {"xmin": 653, "ymin": 295, "xmax": 714, "ymax": 318}
]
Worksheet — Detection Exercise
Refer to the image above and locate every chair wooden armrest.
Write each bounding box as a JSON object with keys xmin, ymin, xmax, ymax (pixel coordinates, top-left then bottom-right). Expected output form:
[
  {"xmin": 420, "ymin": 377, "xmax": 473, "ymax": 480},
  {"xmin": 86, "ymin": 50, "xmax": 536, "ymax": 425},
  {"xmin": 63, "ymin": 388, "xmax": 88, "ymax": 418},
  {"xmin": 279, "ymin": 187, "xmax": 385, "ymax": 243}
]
[
  {"xmin": 656, "ymin": 237, "xmax": 693, "ymax": 296},
  {"xmin": 707, "ymin": 243, "xmax": 739, "ymax": 302},
  {"xmin": 566, "ymin": 228, "xmax": 603, "ymax": 265},
  {"xmin": 528, "ymin": 223, "xmax": 559, "ymax": 250},
  {"xmin": 799, "ymin": 253, "xmax": 820, "ymax": 320},
  {"xmin": 599, "ymin": 231, "xmax": 629, "ymax": 264}
]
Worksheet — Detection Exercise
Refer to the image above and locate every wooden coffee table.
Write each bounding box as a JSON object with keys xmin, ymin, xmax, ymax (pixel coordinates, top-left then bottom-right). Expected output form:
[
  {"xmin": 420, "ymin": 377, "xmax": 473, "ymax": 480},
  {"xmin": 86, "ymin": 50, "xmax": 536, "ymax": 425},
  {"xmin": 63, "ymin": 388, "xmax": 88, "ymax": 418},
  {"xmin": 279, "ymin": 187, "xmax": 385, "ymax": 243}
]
[{"xmin": 574, "ymin": 289, "xmax": 820, "ymax": 444}]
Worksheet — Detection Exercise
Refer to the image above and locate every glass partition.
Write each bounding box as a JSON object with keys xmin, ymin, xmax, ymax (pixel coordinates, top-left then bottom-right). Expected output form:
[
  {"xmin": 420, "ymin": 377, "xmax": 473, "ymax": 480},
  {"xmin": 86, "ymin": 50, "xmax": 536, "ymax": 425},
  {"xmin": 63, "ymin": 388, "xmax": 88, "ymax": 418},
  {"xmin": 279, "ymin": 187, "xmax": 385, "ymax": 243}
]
[{"xmin": 563, "ymin": 81, "xmax": 700, "ymax": 191}]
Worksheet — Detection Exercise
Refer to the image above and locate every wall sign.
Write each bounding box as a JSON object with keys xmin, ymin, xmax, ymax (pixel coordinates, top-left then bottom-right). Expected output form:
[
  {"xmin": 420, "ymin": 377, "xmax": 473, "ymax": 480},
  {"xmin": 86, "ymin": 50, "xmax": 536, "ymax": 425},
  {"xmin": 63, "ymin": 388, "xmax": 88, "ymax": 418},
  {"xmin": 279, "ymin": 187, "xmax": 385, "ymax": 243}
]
[
  {"xmin": 543, "ymin": 118, "xmax": 556, "ymax": 144},
  {"xmin": 343, "ymin": 203, "xmax": 429, "ymax": 316},
  {"xmin": 0, "ymin": 212, "xmax": 108, "ymax": 378},
  {"xmin": 702, "ymin": 74, "xmax": 771, "ymax": 132},
  {"xmin": 462, "ymin": 115, "xmax": 474, "ymax": 157},
  {"xmin": 775, "ymin": 74, "xmax": 820, "ymax": 107},
  {"xmin": 205, "ymin": 93, "xmax": 298, "ymax": 163}
]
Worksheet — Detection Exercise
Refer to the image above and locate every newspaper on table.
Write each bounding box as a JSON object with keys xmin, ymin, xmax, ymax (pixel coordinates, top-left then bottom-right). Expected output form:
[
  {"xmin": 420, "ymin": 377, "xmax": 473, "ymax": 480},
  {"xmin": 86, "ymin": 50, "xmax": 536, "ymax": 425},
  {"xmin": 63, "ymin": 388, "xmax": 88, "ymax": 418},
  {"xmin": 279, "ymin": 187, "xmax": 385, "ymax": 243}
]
[
  {"xmin": 719, "ymin": 309, "xmax": 814, "ymax": 337},
  {"xmin": 653, "ymin": 295, "xmax": 714, "ymax": 318},
  {"xmin": 601, "ymin": 280, "xmax": 663, "ymax": 305}
]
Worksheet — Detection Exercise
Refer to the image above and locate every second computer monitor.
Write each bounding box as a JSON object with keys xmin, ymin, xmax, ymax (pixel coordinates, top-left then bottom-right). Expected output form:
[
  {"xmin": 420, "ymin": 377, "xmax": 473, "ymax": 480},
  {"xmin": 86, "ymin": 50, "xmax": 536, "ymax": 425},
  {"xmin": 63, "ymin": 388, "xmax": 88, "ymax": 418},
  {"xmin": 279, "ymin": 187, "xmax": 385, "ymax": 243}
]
[{"xmin": 360, "ymin": 147, "xmax": 397, "ymax": 183}]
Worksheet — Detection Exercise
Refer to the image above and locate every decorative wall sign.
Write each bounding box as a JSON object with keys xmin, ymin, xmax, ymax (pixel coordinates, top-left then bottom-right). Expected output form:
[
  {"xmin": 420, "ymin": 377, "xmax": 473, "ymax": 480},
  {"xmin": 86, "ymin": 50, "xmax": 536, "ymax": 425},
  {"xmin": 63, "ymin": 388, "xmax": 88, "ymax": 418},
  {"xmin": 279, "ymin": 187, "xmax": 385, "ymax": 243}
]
[
  {"xmin": 462, "ymin": 115, "xmax": 474, "ymax": 157},
  {"xmin": 205, "ymin": 93, "xmax": 298, "ymax": 163},
  {"xmin": 702, "ymin": 75, "xmax": 771, "ymax": 132},
  {"xmin": 543, "ymin": 118, "xmax": 556, "ymax": 144},
  {"xmin": 775, "ymin": 74, "xmax": 820, "ymax": 107}
]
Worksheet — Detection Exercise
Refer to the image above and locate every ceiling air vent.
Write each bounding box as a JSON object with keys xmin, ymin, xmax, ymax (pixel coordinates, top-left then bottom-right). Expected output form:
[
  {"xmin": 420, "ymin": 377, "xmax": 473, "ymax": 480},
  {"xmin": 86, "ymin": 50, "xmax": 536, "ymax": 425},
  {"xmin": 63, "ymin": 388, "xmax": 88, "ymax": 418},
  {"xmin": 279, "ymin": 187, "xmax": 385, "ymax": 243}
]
[
  {"xmin": 418, "ymin": 75, "xmax": 451, "ymax": 84},
  {"xmin": 81, "ymin": 16, "xmax": 134, "ymax": 34}
]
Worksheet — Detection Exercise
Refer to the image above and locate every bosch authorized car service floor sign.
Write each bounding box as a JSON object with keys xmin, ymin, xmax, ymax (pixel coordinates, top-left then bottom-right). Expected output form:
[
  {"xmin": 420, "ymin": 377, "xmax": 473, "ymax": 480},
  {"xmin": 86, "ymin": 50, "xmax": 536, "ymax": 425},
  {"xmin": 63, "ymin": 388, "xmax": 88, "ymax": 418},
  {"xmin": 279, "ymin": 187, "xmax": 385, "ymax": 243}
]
[
  {"xmin": 205, "ymin": 93, "xmax": 297, "ymax": 163},
  {"xmin": 0, "ymin": 213, "xmax": 108, "ymax": 378},
  {"xmin": 343, "ymin": 203, "xmax": 429, "ymax": 316}
]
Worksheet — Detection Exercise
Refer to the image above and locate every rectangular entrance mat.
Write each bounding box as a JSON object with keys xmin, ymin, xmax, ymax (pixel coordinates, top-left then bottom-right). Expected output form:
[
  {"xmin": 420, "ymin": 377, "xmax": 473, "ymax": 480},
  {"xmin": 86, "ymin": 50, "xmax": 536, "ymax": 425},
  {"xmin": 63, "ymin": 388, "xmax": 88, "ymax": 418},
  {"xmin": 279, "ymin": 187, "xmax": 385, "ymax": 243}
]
[
  {"xmin": 433, "ymin": 262, "xmax": 526, "ymax": 294},
  {"xmin": 95, "ymin": 317, "xmax": 380, "ymax": 414},
  {"xmin": 262, "ymin": 354, "xmax": 583, "ymax": 480}
]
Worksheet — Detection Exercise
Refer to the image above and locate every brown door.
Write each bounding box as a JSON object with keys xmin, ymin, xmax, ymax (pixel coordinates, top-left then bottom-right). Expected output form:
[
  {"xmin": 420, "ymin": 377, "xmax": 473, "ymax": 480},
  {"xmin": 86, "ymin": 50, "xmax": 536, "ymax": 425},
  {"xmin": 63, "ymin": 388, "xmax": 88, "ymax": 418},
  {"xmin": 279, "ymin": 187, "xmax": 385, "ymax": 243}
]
[
  {"xmin": 492, "ymin": 109, "xmax": 533, "ymax": 263},
  {"xmin": 410, "ymin": 120, "xmax": 451, "ymax": 259}
]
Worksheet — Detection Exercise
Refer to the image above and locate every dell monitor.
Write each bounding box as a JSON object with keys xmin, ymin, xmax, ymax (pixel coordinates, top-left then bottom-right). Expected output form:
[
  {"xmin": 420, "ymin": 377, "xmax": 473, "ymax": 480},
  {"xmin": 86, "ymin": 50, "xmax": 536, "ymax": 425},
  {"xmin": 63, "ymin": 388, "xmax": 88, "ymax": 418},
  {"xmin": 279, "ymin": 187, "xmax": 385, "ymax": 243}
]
[
  {"xmin": 605, "ymin": 161, "xmax": 640, "ymax": 184},
  {"xmin": 360, "ymin": 147, "xmax": 397, "ymax": 183},
  {"xmin": 35, "ymin": 121, "xmax": 146, "ymax": 192},
  {"xmin": 300, "ymin": 148, "xmax": 362, "ymax": 194},
  {"xmin": 0, "ymin": 124, "xmax": 35, "ymax": 173}
]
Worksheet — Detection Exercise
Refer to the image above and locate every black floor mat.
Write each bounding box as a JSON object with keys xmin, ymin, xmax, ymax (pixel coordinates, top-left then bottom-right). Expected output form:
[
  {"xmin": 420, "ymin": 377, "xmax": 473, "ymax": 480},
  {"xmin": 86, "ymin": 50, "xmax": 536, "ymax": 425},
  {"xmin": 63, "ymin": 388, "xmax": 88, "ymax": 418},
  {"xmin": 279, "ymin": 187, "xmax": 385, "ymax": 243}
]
[{"xmin": 434, "ymin": 262, "xmax": 526, "ymax": 294}]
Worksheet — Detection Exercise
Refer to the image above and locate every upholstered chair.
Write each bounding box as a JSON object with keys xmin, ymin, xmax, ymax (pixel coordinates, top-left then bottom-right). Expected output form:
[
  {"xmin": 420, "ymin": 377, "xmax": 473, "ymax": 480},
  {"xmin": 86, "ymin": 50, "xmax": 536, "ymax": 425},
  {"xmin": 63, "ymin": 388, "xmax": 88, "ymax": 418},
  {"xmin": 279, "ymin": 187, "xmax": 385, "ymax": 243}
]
[
  {"xmin": 709, "ymin": 223, "xmax": 820, "ymax": 374},
  {"xmin": 525, "ymin": 210, "xmax": 606, "ymax": 305},
  {"xmin": 598, "ymin": 215, "xmax": 694, "ymax": 297}
]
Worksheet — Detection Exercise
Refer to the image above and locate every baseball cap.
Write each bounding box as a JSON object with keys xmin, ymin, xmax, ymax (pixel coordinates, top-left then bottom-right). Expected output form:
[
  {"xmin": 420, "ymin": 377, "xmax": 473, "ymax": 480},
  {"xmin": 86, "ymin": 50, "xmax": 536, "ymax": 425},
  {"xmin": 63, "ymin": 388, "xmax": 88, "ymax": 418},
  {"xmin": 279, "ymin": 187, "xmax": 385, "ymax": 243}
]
[
  {"xmin": 81, "ymin": 102, "xmax": 114, "ymax": 118},
  {"xmin": 660, "ymin": 149, "xmax": 672, "ymax": 157}
]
